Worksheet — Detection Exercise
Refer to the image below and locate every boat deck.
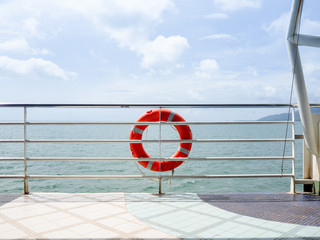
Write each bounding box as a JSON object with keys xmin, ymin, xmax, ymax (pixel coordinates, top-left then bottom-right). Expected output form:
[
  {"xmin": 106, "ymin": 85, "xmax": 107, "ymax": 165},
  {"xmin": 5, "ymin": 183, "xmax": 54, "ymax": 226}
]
[{"xmin": 0, "ymin": 192, "xmax": 320, "ymax": 239}]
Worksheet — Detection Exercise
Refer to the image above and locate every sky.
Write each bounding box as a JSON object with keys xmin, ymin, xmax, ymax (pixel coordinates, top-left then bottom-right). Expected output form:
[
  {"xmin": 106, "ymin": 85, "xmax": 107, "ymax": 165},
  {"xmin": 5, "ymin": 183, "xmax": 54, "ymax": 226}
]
[{"xmin": 0, "ymin": 0, "xmax": 320, "ymax": 105}]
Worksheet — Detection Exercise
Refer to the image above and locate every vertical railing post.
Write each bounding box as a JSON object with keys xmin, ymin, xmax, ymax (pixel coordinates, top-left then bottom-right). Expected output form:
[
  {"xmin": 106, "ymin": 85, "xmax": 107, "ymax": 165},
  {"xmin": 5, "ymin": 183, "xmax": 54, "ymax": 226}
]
[
  {"xmin": 23, "ymin": 106, "xmax": 29, "ymax": 194},
  {"xmin": 158, "ymin": 176, "xmax": 162, "ymax": 195},
  {"xmin": 158, "ymin": 107, "xmax": 163, "ymax": 195},
  {"xmin": 291, "ymin": 106, "xmax": 296, "ymax": 193}
]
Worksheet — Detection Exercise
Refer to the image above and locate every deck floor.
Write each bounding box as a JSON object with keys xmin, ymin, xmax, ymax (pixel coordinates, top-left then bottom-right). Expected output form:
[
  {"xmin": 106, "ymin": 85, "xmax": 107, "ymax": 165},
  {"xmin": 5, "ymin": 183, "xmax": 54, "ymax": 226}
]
[{"xmin": 0, "ymin": 192, "xmax": 320, "ymax": 239}]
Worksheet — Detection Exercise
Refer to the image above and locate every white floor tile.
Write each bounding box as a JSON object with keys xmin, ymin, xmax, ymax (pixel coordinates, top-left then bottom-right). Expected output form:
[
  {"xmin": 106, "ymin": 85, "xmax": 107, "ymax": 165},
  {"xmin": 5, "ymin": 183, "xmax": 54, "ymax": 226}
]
[
  {"xmin": 68, "ymin": 223, "xmax": 101, "ymax": 235},
  {"xmin": 113, "ymin": 221, "xmax": 146, "ymax": 233}
]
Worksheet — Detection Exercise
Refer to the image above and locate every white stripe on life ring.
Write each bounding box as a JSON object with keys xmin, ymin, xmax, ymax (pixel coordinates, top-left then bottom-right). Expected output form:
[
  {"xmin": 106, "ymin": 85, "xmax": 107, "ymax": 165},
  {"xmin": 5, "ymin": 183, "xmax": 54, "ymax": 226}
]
[
  {"xmin": 132, "ymin": 126, "xmax": 144, "ymax": 135},
  {"xmin": 178, "ymin": 146, "xmax": 190, "ymax": 155},
  {"xmin": 146, "ymin": 161, "xmax": 154, "ymax": 169},
  {"xmin": 167, "ymin": 111, "xmax": 175, "ymax": 122}
]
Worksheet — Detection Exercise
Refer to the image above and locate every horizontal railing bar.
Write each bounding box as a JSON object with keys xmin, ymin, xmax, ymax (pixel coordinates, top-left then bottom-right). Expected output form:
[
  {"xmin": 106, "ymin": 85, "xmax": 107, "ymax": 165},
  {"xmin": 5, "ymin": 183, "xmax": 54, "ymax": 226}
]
[
  {"xmin": 0, "ymin": 121, "xmax": 294, "ymax": 126},
  {"xmin": 26, "ymin": 122, "xmax": 161, "ymax": 125},
  {"xmin": 170, "ymin": 121, "xmax": 294, "ymax": 125},
  {"xmin": 22, "ymin": 121, "xmax": 294, "ymax": 125},
  {"xmin": 22, "ymin": 157, "xmax": 293, "ymax": 161},
  {"xmin": 0, "ymin": 140, "xmax": 24, "ymax": 143},
  {"xmin": 1, "ymin": 138, "xmax": 292, "ymax": 143},
  {"xmin": 0, "ymin": 175, "xmax": 25, "ymax": 178},
  {"xmin": 0, "ymin": 103, "xmax": 298, "ymax": 108},
  {"xmin": 0, "ymin": 157, "xmax": 293, "ymax": 161},
  {"xmin": 295, "ymin": 179, "xmax": 314, "ymax": 184},
  {"xmin": 158, "ymin": 174, "xmax": 295, "ymax": 179},
  {"xmin": 0, "ymin": 121, "xmax": 24, "ymax": 125},
  {"xmin": 0, "ymin": 157, "xmax": 24, "ymax": 161},
  {"xmin": 22, "ymin": 174, "xmax": 294, "ymax": 179}
]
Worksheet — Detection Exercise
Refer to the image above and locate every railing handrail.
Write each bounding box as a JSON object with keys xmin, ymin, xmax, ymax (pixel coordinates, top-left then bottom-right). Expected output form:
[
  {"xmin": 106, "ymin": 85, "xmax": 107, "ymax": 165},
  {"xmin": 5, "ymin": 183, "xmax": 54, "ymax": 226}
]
[
  {"xmin": 0, "ymin": 138, "xmax": 295, "ymax": 143},
  {"xmin": 0, "ymin": 103, "xmax": 299, "ymax": 108},
  {"xmin": 0, "ymin": 120, "xmax": 295, "ymax": 125},
  {"xmin": 0, "ymin": 102, "xmax": 319, "ymax": 108}
]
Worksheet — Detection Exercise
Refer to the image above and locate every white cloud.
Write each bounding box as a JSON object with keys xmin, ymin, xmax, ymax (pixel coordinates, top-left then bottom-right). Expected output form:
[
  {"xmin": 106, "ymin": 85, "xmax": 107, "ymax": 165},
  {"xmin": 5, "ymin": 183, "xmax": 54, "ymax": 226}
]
[
  {"xmin": 0, "ymin": 56, "xmax": 76, "ymax": 80},
  {"xmin": 37, "ymin": 48, "xmax": 52, "ymax": 55},
  {"xmin": 301, "ymin": 19, "xmax": 320, "ymax": 35},
  {"xmin": 200, "ymin": 34, "xmax": 235, "ymax": 40},
  {"xmin": 198, "ymin": 59, "xmax": 220, "ymax": 71},
  {"xmin": 245, "ymin": 66, "xmax": 258, "ymax": 76},
  {"xmin": 0, "ymin": 38, "xmax": 30, "ymax": 52},
  {"xmin": 263, "ymin": 13, "xmax": 289, "ymax": 35},
  {"xmin": 262, "ymin": 86, "xmax": 277, "ymax": 97},
  {"xmin": 195, "ymin": 59, "xmax": 220, "ymax": 78},
  {"xmin": 0, "ymin": 0, "xmax": 185, "ymax": 70},
  {"xmin": 187, "ymin": 90, "xmax": 202, "ymax": 100},
  {"xmin": 87, "ymin": 1, "xmax": 187, "ymax": 69},
  {"xmin": 264, "ymin": 12, "xmax": 320, "ymax": 37},
  {"xmin": 102, "ymin": 26, "xmax": 190, "ymax": 69},
  {"xmin": 23, "ymin": 17, "xmax": 43, "ymax": 38},
  {"xmin": 0, "ymin": 38, "xmax": 51, "ymax": 55},
  {"xmin": 140, "ymin": 35, "xmax": 189, "ymax": 69},
  {"xmin": 60, "ymin": 62, "xmax": 294, "ymax": 106},
  {"xmin": 303, "ymin": 62, "xmax": 320, "ymax": 76},
  {"xmin": 213, "ymin": 0, "xmax": 261, "ymax": 12},
  {"xmin": 204, "ymin": 13, "xmax": 228, "ymax": 19}
]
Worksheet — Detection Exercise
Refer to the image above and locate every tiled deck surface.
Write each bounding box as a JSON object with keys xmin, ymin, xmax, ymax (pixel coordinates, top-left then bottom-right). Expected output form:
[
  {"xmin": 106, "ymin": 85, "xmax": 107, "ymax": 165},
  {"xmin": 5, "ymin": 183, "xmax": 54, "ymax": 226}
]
[{"xmin": 0, "ymin": 192, "xmax": 319, "ymax": 239}]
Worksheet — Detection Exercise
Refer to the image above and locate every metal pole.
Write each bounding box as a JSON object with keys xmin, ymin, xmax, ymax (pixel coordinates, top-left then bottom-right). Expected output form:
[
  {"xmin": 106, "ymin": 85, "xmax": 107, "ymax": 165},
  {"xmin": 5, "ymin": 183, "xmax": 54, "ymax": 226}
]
[
  {"xmin": 291, "ymin": 106, "xmax": 296, "ymax": 193},
  {"xmin": 158, "ymin": 177, "xmax": 162, "ymax": 195},
  {"xmin": 287, "ymin": 0, "xmax": 318, "ymax": 156},
  {"xmin": 158, "ymin": 107, "xmax": 163, "ymax": 194},
  {"xmin": 151, "ymin": 107, "xmax": 165, "ymax": 195},
  {"xmin": 23, "ymin": 107, "xmax": 29, "ymax": 194}
]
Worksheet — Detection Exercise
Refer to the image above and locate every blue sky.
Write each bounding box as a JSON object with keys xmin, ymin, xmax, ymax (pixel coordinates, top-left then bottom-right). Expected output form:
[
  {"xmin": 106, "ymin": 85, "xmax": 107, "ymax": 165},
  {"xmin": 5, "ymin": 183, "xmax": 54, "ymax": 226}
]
[{"xmin": 0, "ymin": 0, "xmax": 320, "ymax": 105}]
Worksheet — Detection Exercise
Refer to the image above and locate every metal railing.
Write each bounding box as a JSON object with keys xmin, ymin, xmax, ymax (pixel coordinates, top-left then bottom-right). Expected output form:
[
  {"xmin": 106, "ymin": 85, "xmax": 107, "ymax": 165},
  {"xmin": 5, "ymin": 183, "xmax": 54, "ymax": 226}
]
[{"xmin": 0, "ymin": 103, "xmax": 297, "ymax": 194}]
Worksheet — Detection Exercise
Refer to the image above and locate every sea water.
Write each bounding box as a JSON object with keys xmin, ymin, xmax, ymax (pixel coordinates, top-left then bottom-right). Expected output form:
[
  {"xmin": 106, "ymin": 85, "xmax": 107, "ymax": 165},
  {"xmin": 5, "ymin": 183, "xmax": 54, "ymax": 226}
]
[{"xmin": 0, "ymin": 121, "xmax": 303, "ymax": 193}]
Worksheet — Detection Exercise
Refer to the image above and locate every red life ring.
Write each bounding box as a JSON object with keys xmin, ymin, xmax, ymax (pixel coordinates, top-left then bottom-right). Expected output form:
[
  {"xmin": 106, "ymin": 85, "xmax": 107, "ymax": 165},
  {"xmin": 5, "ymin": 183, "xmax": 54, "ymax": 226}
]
[{"xmin": 129, "ymin": 109, "xmax": 192, "ymax": 172}]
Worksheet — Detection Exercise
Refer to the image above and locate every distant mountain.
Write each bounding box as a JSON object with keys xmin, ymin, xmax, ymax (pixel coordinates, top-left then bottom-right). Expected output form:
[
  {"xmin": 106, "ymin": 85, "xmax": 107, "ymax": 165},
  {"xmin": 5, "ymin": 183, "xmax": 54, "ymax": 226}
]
[{"xmin": 258, "ymin": 108, "xmax": 320, "ymax": 121}]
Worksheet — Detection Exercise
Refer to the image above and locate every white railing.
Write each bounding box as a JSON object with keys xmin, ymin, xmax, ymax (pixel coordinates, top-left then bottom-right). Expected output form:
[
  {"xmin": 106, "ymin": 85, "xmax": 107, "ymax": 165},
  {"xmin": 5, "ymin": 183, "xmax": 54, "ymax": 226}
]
[{"xmin": 0, "ymin": 103, "xmax": 297, "ymax": 194}]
